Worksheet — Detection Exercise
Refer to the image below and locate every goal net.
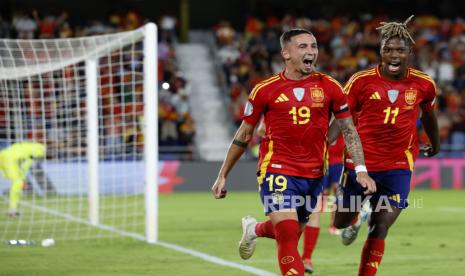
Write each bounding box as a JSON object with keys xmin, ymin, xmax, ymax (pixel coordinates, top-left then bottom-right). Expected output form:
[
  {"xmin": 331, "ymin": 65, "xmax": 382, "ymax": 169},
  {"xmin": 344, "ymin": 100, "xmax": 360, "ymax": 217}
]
[{"xmin": 0, "ymin": 23, "xmax": 158, "ymax": 242}]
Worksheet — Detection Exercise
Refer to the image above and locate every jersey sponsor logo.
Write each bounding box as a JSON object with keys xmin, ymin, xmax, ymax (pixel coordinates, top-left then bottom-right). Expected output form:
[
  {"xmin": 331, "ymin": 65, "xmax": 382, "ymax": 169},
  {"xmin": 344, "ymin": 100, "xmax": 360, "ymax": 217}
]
[
  {"xmin": 387, "ymin": 89, "xmax": 399, "ymax": 103},
  {"xmin": 243, "ymin": 101, "xmax": 253, "ymax": 116},
  {"xmin": 275, "ymin": 93, "xmax": 289, "ymax": 103},
  {"xmin": 280, "ymin": 256, "xmax": 295, "ymax": 264},
  {"xmin": 293, "ymin": 87, "xmax": 305, "ymax": 101},
  {"xmin": 369, "ymin": 91, "xmax": 381, "ymax": 100},
  {"xmin": 310, "ymin": 87, "xmax": 324, "ymax": 103},
  {"xmin": 405, "ymin": 89, "xmax": 417, "ymax": 105}
]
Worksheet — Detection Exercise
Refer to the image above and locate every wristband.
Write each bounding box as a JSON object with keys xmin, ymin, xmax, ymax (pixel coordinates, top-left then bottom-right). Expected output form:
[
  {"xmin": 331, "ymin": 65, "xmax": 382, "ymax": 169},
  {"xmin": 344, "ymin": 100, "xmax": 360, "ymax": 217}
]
[{"xmin": 355, "ymin": 165, "xmax": 368, "ymax": 174}]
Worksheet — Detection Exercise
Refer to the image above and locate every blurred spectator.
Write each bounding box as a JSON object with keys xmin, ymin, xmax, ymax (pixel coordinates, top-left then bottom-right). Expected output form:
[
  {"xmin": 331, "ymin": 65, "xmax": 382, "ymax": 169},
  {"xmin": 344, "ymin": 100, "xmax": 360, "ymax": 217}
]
[{"xmin": 12, "ymin": 11, "xmax": 36, "ymax": 39}]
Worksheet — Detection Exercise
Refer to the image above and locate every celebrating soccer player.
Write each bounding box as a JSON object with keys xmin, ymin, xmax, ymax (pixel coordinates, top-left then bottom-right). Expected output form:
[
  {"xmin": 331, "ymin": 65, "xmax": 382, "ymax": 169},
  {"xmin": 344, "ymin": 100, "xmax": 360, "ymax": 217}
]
[
  {"xmin": 211, "ymin": 28, "xmax": 375, "ymax": 276},
  {"xmin": 333, "ymin": 16, "xmax": 440, "ymax": 276}
]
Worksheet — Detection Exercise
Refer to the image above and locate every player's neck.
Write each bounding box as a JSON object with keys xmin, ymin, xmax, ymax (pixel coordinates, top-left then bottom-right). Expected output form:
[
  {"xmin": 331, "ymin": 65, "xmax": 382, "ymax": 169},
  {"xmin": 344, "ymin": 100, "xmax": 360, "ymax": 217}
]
[{"xmin": 283, "ymin": 68, "xmax": 313, "ymax": 80}]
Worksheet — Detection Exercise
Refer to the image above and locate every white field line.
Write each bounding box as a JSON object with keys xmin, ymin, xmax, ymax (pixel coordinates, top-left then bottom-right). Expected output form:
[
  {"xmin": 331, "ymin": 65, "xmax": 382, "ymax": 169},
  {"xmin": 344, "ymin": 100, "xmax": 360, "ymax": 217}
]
[
  {"xmin": 436, "ymin": 207, "xmax": 465, "ymax": 213},
  {"xmin": 17, "ymin": 200, "xmax": 276, "ymax": 276}
]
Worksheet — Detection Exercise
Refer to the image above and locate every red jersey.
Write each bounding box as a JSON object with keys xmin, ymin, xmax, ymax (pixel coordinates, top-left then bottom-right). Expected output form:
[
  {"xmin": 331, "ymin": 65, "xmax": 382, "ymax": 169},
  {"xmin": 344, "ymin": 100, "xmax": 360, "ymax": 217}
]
[
  {"xmin": 242, "ymin": 72, "xmax": 350, "ymax": 179},
  {"xmin": 328, "ymin": 135, "xmax": 344, "ymax": 165},
  {"xmin": 344, "ymin": 66, "xmax": 436, "ymax": 172}
]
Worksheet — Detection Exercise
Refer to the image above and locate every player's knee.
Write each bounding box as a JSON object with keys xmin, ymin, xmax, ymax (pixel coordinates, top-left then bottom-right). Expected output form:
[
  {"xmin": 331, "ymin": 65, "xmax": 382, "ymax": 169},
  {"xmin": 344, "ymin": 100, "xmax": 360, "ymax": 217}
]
[{"xmin": 368, "ymin": 223, "xmax": 389, "ymax": 239}]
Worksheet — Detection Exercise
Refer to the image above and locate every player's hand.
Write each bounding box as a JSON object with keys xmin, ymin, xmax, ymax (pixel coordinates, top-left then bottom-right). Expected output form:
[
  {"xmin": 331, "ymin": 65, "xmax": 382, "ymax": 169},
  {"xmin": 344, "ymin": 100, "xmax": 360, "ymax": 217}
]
[
  {"xmin": 420, "ymin": 144, "xmax": 439, "ymax": 157},
  {"xmin": 356, "ymin": 172, "xmax": 376, "ymax": 195},
  {"xmin": 211, "ymin": 176, "xmax": 228, "ymax": 199}
]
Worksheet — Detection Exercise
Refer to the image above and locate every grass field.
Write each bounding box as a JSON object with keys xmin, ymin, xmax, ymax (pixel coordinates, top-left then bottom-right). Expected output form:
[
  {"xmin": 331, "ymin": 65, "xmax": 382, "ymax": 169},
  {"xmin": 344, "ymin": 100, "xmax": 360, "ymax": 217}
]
[{"xmin": 1, "ymin": 190, "xmax": 465, "ymax": 275}]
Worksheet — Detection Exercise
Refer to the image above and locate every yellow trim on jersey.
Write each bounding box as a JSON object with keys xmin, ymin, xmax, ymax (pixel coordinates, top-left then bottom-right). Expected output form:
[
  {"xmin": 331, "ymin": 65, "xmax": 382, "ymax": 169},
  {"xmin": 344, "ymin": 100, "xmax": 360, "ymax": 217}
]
[
  {"xmin": 343, "ymin": 69, "xmax": 376, "ymax": 95},
  {"xmin": 409, "ymin": 70, "xmax": 437, "ymax": 93},
  {"xmin": 323, "ymin": 142, "xmax": 328, "ymax": 174},
  {"xmin": 404, "ymin": 134, "xmax": 415, "ymax": 171},
  {"xmin": 323, "ymin": 74, "xmax": 344, "ymax": 91},
  {"xmin": 249, "ymin": 75, "xmax": 281, "ymax": 100},
  {"xmin": 341, "ymin": 171, "xmax": 348, "ymax": 188},
  {"xmin": 257, "ymin": 140, "xmax": 274, "ymax": 185}
]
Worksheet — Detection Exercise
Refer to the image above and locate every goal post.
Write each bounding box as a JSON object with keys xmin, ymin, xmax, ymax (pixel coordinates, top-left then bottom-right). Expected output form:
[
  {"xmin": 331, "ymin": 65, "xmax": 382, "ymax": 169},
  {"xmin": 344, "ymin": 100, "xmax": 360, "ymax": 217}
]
[{"xmin": 0, "ymin": 23, "xmax": 159, "ymax": 243}]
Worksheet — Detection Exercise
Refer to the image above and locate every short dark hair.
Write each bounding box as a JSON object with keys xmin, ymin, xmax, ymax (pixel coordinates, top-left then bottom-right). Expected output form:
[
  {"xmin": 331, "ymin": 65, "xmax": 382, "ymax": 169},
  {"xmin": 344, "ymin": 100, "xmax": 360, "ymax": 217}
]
[{"xmin": 280, "ymin": 28, "xmax": 313, "ymax": 49}]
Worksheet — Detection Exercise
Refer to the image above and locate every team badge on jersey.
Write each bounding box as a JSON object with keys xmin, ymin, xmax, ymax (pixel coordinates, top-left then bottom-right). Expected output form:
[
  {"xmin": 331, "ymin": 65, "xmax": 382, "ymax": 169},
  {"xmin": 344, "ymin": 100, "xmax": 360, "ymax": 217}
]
[
  {"xmin": 310, "ymin": 88, "xmax": 324, "ymax": 103},
  {"xmin": 387, "ymin": 89, "xmax": 399, "ymax": 103},
  {"xmin": 243, "ymin": 101, "xmax": 253, "ymax": 116},
  {"xmin": 404, "ymin": 89, "xmax": 417, "ymax": 105},
  {"xmin": 293, "ymin": 88, "xmax": 305, "ymax": 102}
]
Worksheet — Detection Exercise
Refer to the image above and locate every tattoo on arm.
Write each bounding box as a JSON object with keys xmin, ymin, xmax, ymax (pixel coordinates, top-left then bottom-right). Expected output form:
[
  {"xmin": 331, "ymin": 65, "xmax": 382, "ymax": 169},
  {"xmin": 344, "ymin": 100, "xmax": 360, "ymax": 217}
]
[
  {"xmin": 232, "ymin": 139, "xmax": 248, "ymax": 148},
  {"xmin": 336, "ymin": 117, "xmax": 365, "ymax": 166}
]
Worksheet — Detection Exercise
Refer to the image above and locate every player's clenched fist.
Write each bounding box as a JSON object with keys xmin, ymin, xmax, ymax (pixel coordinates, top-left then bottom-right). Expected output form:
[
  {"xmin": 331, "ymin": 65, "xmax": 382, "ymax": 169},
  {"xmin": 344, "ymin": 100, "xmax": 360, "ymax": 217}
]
[
  {"xmin": 356, "ymin": 172, "xmax": 376, "ymax": 194},
  {"xmin": 211, "ymin": 177, "xmax": 228, "ymax": 199}
]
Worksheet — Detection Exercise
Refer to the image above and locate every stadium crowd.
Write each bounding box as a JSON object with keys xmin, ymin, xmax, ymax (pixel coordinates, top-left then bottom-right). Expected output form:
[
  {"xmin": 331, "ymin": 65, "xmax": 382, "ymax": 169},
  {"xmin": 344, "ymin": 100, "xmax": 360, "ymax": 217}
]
[
  {"xmin": 0, "ymin": 10, "xmax": 195, "ymax": 160},
  {"xmin": 214, "ymin": 14, "xmax": 465, "ymax": 157}
]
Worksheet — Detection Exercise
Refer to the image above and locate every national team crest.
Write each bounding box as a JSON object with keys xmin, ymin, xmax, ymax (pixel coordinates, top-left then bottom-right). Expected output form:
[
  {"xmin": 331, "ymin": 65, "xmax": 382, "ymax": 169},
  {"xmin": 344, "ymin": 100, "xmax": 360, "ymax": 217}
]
[
  {"xmin": 405, "ymin": 89, "xmax": 417, "ymax": 105},
  {"xmin": 387, "ymin": 89, "xmax": 399, "ymax": 103},
  {"xmin": 310, "ymin": 88, "xmax": 324, "ymax": 103},
  {"xmin": 293, "ymin": 88, "xmax": 305, "ymax": 102}
]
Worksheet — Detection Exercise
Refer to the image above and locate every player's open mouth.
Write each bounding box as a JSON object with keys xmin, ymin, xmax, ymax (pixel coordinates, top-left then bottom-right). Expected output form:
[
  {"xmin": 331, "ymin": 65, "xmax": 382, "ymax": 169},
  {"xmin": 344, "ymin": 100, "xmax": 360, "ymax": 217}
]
[
  {"xmin": 303, "ymin": 58, "xmax": 313, "ymax": 69},
  {"xmin": 388, "ymin": 62, "xmax": 401, "ymax": 73}
]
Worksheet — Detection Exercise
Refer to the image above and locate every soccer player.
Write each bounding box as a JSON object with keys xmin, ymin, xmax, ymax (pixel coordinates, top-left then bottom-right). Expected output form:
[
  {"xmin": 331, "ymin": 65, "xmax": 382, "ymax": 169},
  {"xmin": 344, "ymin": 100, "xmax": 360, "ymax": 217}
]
[
  {"xmin": 332, "ymin": 16, "xmax": 440, "ymax": 276},
  {"xmin": 211, "ymin": 28, "xmax": 375, "ymax": 276},
  {"xmin": 0, "ymin": 142, "xmax": 46, "ymax": 217},
  {"xmin": 301, "ymin": 133, "xmax": 344, "ymax": 273}
]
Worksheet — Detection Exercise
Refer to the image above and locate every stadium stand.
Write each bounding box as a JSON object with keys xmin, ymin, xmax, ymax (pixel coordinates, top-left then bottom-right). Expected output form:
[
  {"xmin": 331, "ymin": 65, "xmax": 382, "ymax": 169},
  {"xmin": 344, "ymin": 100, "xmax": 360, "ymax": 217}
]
[{"xmin": 0, "ymin": 9, "xmax": 196, "ymax": 160}]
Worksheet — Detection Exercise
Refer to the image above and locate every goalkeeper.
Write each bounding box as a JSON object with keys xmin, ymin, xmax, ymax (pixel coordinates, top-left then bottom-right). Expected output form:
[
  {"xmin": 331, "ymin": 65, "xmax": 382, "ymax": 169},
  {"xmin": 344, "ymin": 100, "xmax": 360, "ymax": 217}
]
[{"xmin": 0, "ymin": 142, "xmax": 46, "ymax": 217}]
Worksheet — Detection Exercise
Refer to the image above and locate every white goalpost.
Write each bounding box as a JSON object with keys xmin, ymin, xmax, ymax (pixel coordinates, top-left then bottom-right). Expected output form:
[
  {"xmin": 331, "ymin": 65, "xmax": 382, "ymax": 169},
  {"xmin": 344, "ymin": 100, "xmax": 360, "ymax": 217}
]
[{"xmin": 0, "ymin": 23, "xmax": 158, "ymax": 243}]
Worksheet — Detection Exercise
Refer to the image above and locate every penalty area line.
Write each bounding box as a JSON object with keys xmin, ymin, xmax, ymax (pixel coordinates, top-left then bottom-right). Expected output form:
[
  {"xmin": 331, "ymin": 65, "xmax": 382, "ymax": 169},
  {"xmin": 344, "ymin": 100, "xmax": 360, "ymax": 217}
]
[{"xmin": 17, "ymin": 200, "xmax": 276, "ymax": 276}]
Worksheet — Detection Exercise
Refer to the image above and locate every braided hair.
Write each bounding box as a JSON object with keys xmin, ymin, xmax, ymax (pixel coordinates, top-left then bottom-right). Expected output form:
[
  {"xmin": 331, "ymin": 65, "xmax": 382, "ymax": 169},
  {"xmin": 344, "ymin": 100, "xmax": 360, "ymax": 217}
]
[{"xmin": 376, "ymin": 15, "xmax": 415, "ymax": 45}]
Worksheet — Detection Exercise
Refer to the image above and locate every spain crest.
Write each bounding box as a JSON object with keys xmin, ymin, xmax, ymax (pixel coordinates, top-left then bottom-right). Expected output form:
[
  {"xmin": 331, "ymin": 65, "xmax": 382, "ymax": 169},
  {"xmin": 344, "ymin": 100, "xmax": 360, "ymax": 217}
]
[
  {"xmin": 405, "ymin": 89, "xmax": 417, "ymax": 105},
  {"xmin": 310, "ymin": 88, "xmax": 324, "ymax": 103}
]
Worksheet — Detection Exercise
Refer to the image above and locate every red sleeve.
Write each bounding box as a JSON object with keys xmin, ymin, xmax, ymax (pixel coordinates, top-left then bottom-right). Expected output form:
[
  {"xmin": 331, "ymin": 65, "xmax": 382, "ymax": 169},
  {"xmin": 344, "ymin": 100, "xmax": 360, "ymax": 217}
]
[
  {"xmin": 344, "ymin": 74, "xmax": 362, "ymax": 115},
  {"xmin": 420, "ymin": 79, "xmax": 437, "ymax": 112},
  {"xmin": 241, "ymin": 85, "xmax": 267, "ymax": 126},
  {"xmin": 327, "ymin": 78, "xmax": 350, "ymax": 119}
]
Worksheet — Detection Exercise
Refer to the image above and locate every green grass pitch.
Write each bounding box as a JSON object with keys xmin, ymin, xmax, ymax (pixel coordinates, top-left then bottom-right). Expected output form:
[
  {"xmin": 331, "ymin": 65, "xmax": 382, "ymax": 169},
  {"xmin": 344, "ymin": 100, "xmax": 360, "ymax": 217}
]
[{"xmin": 1, "ymin": 190, "xmax": 464, "ymax": 275}]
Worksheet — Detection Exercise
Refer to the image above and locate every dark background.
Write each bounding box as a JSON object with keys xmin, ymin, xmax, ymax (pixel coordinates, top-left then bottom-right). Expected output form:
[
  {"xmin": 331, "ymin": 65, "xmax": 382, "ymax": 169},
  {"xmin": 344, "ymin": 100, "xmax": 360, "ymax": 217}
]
[{"xmin": 1, "ymin": 0, "xmax": 462, "ymax": 29}]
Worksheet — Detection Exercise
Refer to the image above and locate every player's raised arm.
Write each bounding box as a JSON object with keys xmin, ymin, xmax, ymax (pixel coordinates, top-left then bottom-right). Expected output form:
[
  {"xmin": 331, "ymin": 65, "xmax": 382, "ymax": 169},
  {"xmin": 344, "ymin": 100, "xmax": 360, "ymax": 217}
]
[
  {"xmin": 211, "ymin": 121, "xmax": 255, "ymax": 199},
  {"xmin": 335, "ymin": 116, "xmax": 376, "ymax": 194}
]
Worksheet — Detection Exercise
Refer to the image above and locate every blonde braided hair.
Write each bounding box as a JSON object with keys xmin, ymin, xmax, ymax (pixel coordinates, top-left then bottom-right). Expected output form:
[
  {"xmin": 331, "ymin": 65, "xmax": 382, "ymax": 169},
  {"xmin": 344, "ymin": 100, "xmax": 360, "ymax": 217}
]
[{"xmin": 376, "ymin": 15, "xmax": 415, "ymax": 44}]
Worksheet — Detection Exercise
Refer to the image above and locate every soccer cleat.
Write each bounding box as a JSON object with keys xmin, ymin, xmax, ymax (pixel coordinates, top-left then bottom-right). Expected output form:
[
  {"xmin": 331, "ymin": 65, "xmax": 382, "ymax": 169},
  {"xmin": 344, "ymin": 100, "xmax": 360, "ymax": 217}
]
[
  {"xmin": 303, "ymin": 258, "xmax": 314, "ymax": 274},
  {"xmin": 238, "ymin": 216, "xmax": 257, "ymax": 260},
  {"xmin": 7, "ymin": 209, "xmax": 20, "ymax": 218},
  {"xmin": 341, "ymin": 203, "xmax": 371, "ymax": 246}
]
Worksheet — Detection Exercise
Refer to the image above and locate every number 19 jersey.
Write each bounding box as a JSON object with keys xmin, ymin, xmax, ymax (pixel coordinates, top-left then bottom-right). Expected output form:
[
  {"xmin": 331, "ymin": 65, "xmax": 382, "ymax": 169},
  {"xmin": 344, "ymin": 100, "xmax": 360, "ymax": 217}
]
[{"xmin": 242, "ymin": 72, "xmax": 350, "ymax": 179}]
